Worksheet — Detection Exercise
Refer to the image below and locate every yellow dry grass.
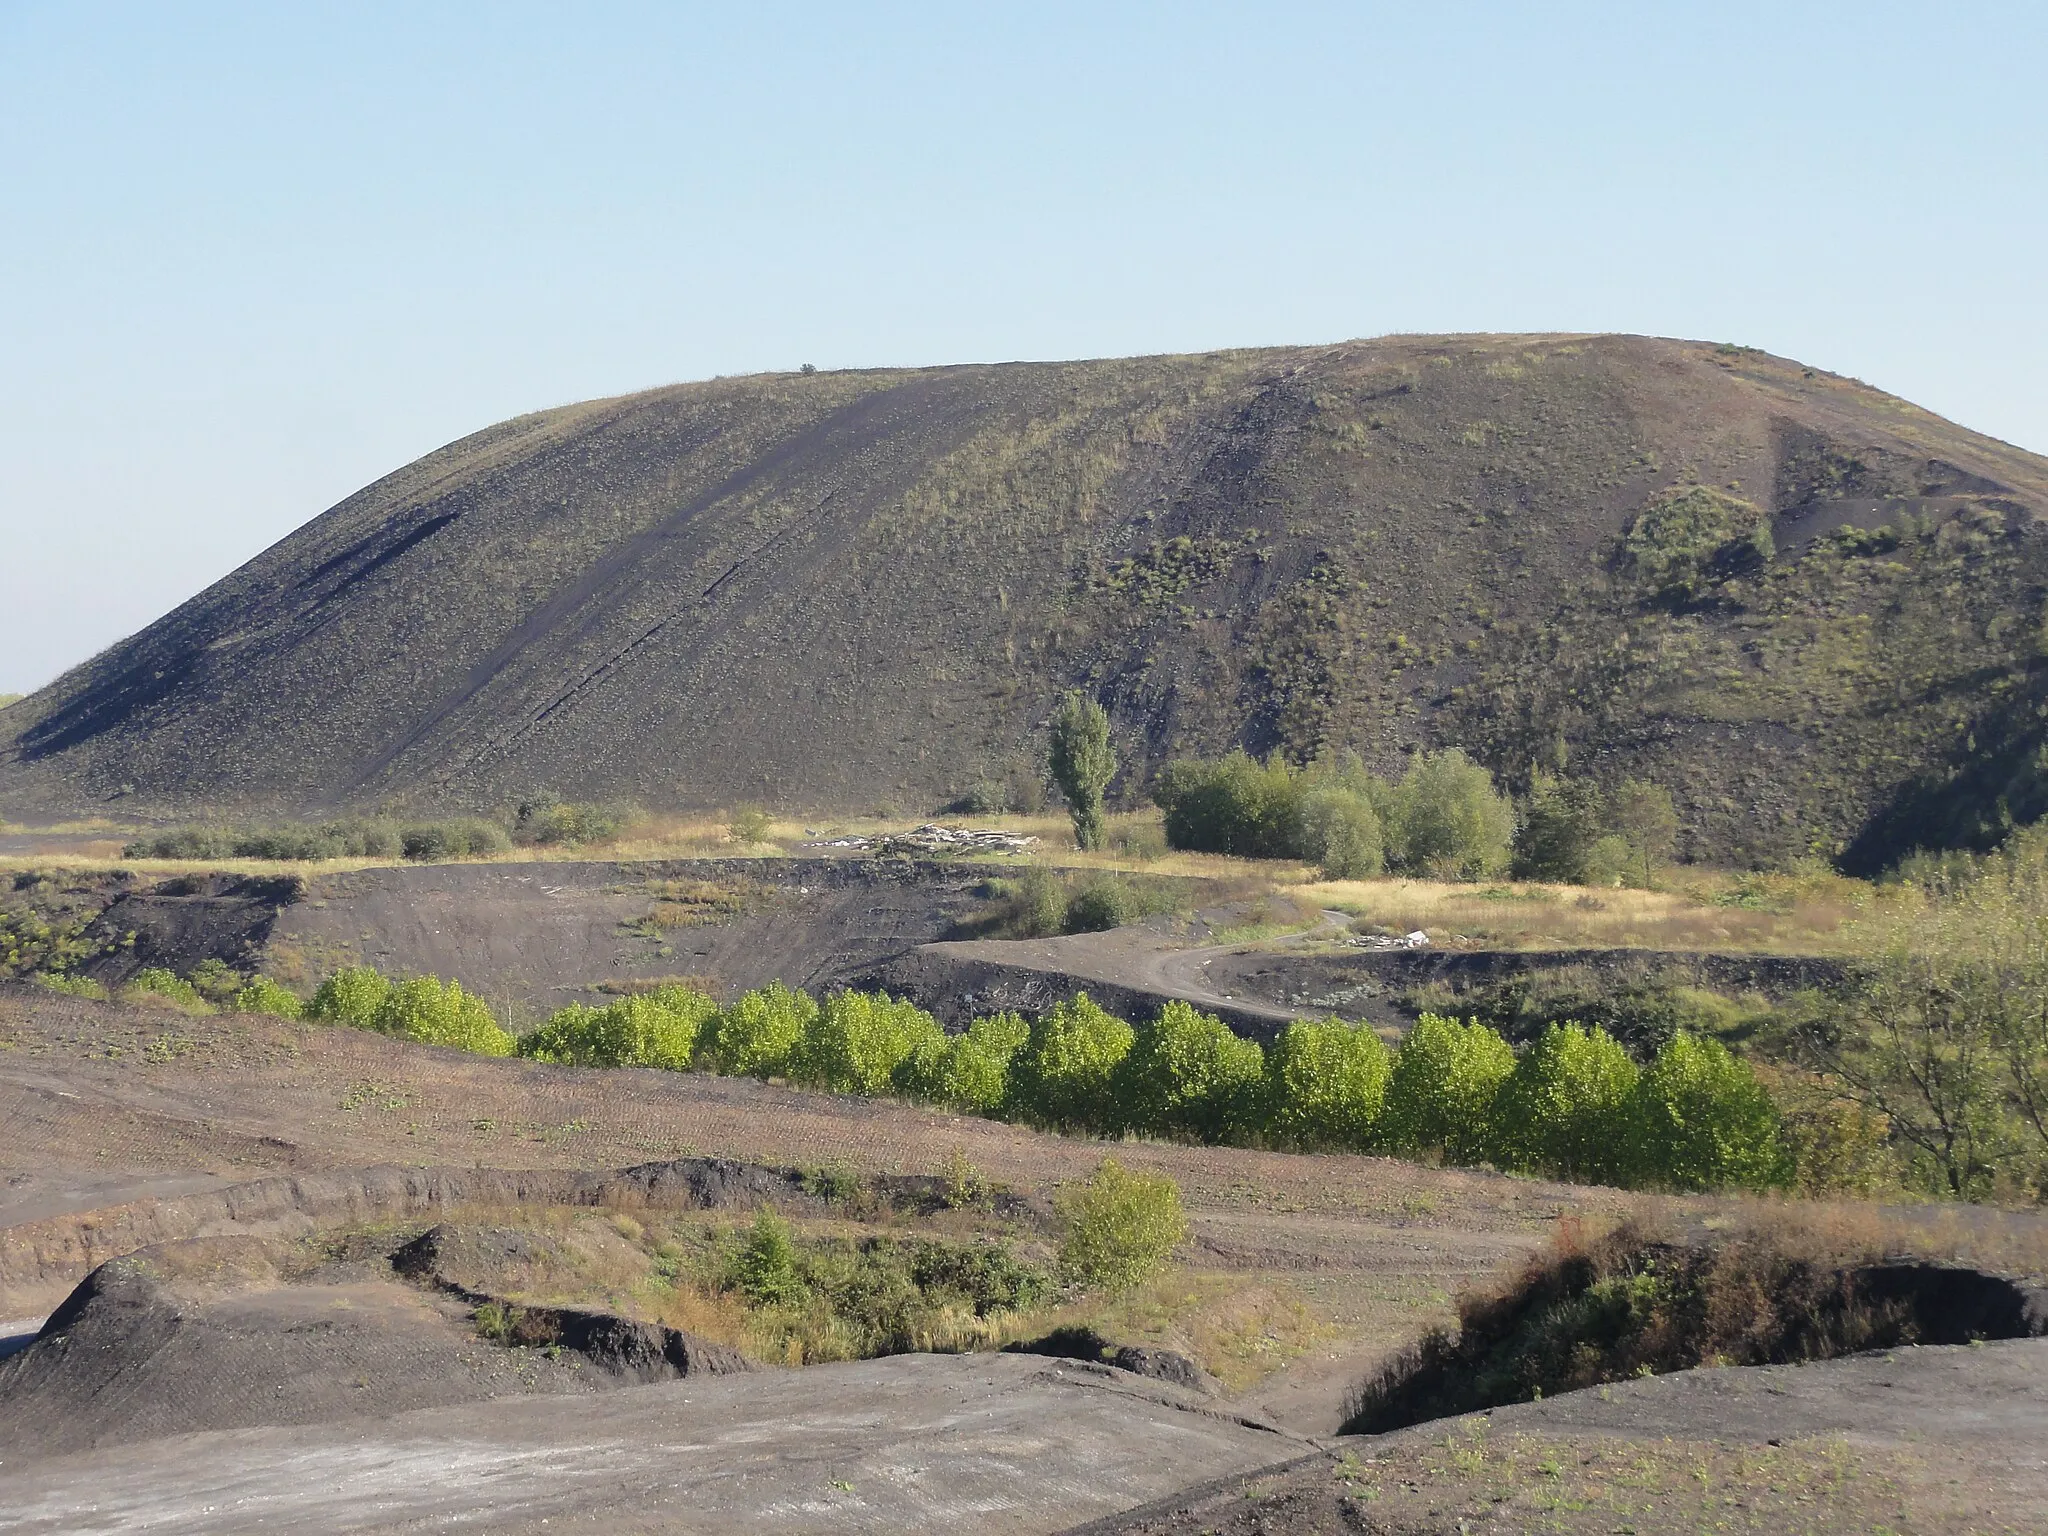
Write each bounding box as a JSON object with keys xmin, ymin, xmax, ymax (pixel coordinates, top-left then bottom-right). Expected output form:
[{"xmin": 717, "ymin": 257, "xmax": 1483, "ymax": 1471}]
[
  {"xmin": 0, "ymin": 806, "xmax": 1295, "ymax": 886},
  {"xmin": 1296, "ymin": 872, "xmax": 1873, "ymax": 955}
]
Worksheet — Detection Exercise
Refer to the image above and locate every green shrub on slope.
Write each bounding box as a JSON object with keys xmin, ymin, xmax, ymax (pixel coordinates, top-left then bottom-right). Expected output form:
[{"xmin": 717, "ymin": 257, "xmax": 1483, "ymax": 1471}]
[
  {"xmin": 1264, "ymin": 1017, "xmax": 1392, "ymax": 1150},
  {"xmin": 1111, "ymin": 1000, "xmax": 1265, "ymax": 1143},
  {"xmin": 706, "ymin": 982, "xmax": 818, "ymax": 1078},
  {"xmin": 1382, "ymin": 1012, "xmax": 1516, "ymax": 1163},
  {"xmin": 1626, "ymin": 1032, "xmax": 1789, "ymax": 1192},
  {"xmin": 371, "ymin": 975, "xmax": 514, "ymax": 1056},
  {"xmin": 519, "ymin": 987, "xmax": 714, "ymax": 1070},
  {"xmin": 1011, "ymin": 993, "xmax": 1135, "ymax": 1129},
  {"xmin": 308, "ymin": 965, "xmax": 392, "ymax": 1026},
  {"xmin": 790, "ymin": 991, "xmax": 946, "ymax": 1095},
  {"xmin": 1490, "ymin": 1022, "xmax": 1639, "ymax": 1183},
  {"xmin": 1056, "ymin": 1159, "xmax": 1188, "ymax": 1293}
]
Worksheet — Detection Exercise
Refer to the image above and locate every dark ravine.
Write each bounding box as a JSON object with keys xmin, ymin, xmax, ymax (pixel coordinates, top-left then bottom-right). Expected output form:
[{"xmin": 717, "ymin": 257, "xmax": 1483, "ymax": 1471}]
[
  {"xmin": 1342, "ymin": 1233, "xmax": 2048, "ymax": 1435},
  {"xmin": 6, "ymin": 336, "xmax": 2048, "ymax": 868}
]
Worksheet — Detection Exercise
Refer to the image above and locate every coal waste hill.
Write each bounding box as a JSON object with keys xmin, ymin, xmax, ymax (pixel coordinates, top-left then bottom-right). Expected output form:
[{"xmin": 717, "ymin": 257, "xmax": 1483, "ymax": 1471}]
[{"xmin": 7, "ymin": 333, "xmax": 2048, "ymax": 869}]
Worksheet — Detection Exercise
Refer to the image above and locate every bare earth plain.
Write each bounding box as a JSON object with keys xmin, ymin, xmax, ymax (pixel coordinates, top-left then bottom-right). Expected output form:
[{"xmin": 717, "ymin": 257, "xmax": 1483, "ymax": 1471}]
[{"xmin": 4, "ymin": 978, "xmax": 2047, "ymax": 1534}]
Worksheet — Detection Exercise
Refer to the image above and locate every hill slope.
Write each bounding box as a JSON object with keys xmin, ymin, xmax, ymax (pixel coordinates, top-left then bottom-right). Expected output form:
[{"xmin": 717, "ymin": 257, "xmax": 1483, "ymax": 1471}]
[{"xmin": 6, "ymin": 334, "xmax": 2048, "ymax": 867}]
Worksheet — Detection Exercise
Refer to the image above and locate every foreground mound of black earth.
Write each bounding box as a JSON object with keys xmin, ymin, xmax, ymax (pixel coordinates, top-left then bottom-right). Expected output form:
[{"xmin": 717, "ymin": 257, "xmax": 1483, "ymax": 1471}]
[
  {"xmin": 6, "ymin": 335, "xmax": 2047, "ymax": 869},
  {"xmin": 0, "ymin": 1234, "xmax": 752, "ymax": 1456}
]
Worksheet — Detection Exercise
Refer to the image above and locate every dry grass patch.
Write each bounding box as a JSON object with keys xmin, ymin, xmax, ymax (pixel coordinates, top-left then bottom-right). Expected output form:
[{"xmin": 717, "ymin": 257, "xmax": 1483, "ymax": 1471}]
[{"xmin": 1296, "ymin": 874, "xmax": 1868, "ymax": 954}]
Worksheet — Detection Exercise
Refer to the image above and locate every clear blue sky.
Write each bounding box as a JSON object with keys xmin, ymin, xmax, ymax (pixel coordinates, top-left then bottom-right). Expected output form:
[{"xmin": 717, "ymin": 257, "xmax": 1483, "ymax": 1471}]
[{"xmin": 3, "ymin": 1, "xmax": 2044, "ymax": 695}]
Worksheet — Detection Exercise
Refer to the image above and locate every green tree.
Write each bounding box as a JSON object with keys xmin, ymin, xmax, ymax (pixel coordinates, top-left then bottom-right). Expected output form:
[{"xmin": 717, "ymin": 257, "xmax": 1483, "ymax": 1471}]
[
  {"xmin": 307, "ymin": 965, "xmax": 393, "ymax": 1027},
  {"xmin": 1381, "ymin": 1013, "xmax": 1516, "ymax": 1163},
  {"xmin": 1626, "ymin": 1033, "xmax": 1787, "ymax": 1192},
  {"xmin": 1264, "ymin": 1017, "xmax": 1393, "ymax": 1149},
  {"xmin": 790, "ymin": 990, "xmax": 945, "ymax": 1094},
  {"xmin": 1010, "ymin": 993, "xmax": 1135, "ymax": 1128},
  {"xmin": 518, "ymin": 987, "xmax": 714, "ymax": 1070},
  {"xmin": 1512, "ymin": 773, "xmax": 1608, "ymax": 884},
  {"xmin": 705, "ymin": 982, "xmax": 817, "ymax": 1078},
  {"xmin": 231, "ymin": 975, "xmax": 304, "ymax": 1018},
  {"xmin": 1610, "ymin": 780, "xmax": 1679, "ymax": 885},
  {"xmin": 1295, "ymin": 784, "xmax": 1385, "ymax": 879},
  {"xmin": 1385, "ymin": 749, "xmax": 1515, "ymax": 879},
  {"xmin": 372, "ymin": 975, "xmax": 514, "ymax": 1056},
  {"xmin": 1055, "ymin": 1159, "xmax": 1187, "ymax": 1293},
  {"xmin": 1049, "ymin": 693, "xmax": 1116, "ymax": 851},
  {"xmin": 1490, "ymin": 1022, "xmax": 1639, "ymax": 1182},
  {"xmin": 900, "ymin": 1011, "xmax": 1031, "ymax": 1113},
  {"xmin": 1155, "ymin": 750, "xmax": 1298, "ymax": 857},
  {"xmin": 1112, "ymin": 1001, "xmax": 1265, "ymax": 1142}
]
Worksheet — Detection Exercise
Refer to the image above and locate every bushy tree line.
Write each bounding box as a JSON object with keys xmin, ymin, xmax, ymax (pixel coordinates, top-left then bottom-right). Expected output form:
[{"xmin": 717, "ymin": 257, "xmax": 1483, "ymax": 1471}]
[
  {"xmin": 1154, "ymin": 748, "xmax": 1515, "ymax": 880},
  {"xmin": 1151, "ymin": 748, "xmax": 1682, "ymax": 890},
  {"xmin": 279, "ymin": 960, "xmax": 1787, "ymax": 1194},
  {"xmin": 122, "ymin": 799, "xmax": 630, "ymax": 863}
]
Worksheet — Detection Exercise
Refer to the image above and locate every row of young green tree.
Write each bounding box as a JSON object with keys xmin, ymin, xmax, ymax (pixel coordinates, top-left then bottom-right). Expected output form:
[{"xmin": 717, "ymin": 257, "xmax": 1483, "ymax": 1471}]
[
  {"xmin": 258, "ymin": 963, "xmax": 1787, "ymax": 1193},
  {"xmin": 1149, "ymin": 747, "xmax": 1678, "ymax": 884}
]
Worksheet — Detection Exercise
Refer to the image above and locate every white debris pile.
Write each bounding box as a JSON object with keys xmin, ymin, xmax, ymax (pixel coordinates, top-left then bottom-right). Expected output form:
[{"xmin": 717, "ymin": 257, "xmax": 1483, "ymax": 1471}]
[
  {"xmin": 801, "ymin": 823, "xmax": 1040, "ymax": 856},
  {"xmin": 1348, "ymin": 929, "xmax": 1431, "ymax": 951}
]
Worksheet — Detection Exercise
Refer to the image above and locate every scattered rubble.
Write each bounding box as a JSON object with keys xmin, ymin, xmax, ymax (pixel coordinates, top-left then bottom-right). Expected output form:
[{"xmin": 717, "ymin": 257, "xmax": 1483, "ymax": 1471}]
[
  {"xmin": 802, "ymin": 824, "xmax": 1040, "ymax": 856},
  {"xmin": 1349, "ymin": 929, "xmax": 1431, "ymax": 951}
]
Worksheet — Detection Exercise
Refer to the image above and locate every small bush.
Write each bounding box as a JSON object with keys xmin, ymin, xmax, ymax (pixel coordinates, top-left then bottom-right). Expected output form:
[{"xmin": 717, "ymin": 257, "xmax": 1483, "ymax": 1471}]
[
  {"xmin": 1010, "ymin": 993, "xmax": 1135, "ymax": 1129},
  {"xmin": 371, "ymin": 975, "xmax": 514, "ymax": 1056},
  {"xmin": 1490, "ymin": 1022, "xmax": 1639, "ymax": 1182},
  {"xmin": 1056, "ymin": 1158, "xmax": 1188, "ymax": 1293},
  {"xmin": 1155, "ymin": 750, "xmax": 1299, "ymax": 858},
  {"xmin": 512, "ymin": 797, "xmax": 629, "ymax": 848},
  {"xmin": 1112, "ymin": 1000, "xmax": 1265, "ymax": 1142},
  {"xmin": 726, "ymin": 806, "xmax": 775, "ymax": 845},
  {"xmin": 1512, "ymin": 774, "xmax": 1608, "ymax": 884},
  {"xmin": 231, "ymin": 976, "xmax": 305, "ymax": 1018},
  {"xmin": 790, "ymin": 991, "xmax": 946, "ymax": 1095},
  {"xmin": 1062, "ymin": 880, "xmax": 1135, "ymax": 934},
  {"xmin": 399, "ymin": 820, "xmax": 511, "ymax": 861},
  {"xmin": 706, "ymin": 982, "xmax": 817, "ymax": 1078},
  {"xmin": 1264, "ymin": 1017, "xmax": 1392, "ymax": 1150},
  {"xmin": 909, "ymin": 1239, "xmax": 1051, "ymax": 1315},
  {"xmin": 1626, "ymin": 1032, "xmax": 1788, "ymax": 1191},
  {"xmin": 122, "ymin": 827, "xmax": 235, "ymax": 860},
  {"xmin": 126, "ymin": 967, "xmax": 210, "ymax": 1012},
  {"xmin": 1382, "ymin": 1013, "xmax": 1516, "ymax": 1163},
  {"xmin": 123, "ymin": 818, "xmax": 432, "ymax": 862},
  {"xmin": 1619, "ymin": 484, "xmax": 1773, "ymax": 603},
  {"xmin": 31, "ymin": 971, "xmax": 106, "ymax": 999},
  {"xmin": 1062, "ymin": 875, "xmax": 1183, "ymax": 934},
  {"xmin": 995, "ymin": 867, "xmax": 1069, "ymax": 937},
  {"xmin": 727, "ymin": 1209, "xmax": 808, "ymax": 1308},
  {"xmin": 307, "ymin": 965, "xmax": 392, "ymax": 1027},
  {"xmin": 185, "ymin": 957, "xmax": 245, "ymax": 1004},
  {"xmin": 1296, "ymin": 785, "xmax": 1384, "ymax": 878}
]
